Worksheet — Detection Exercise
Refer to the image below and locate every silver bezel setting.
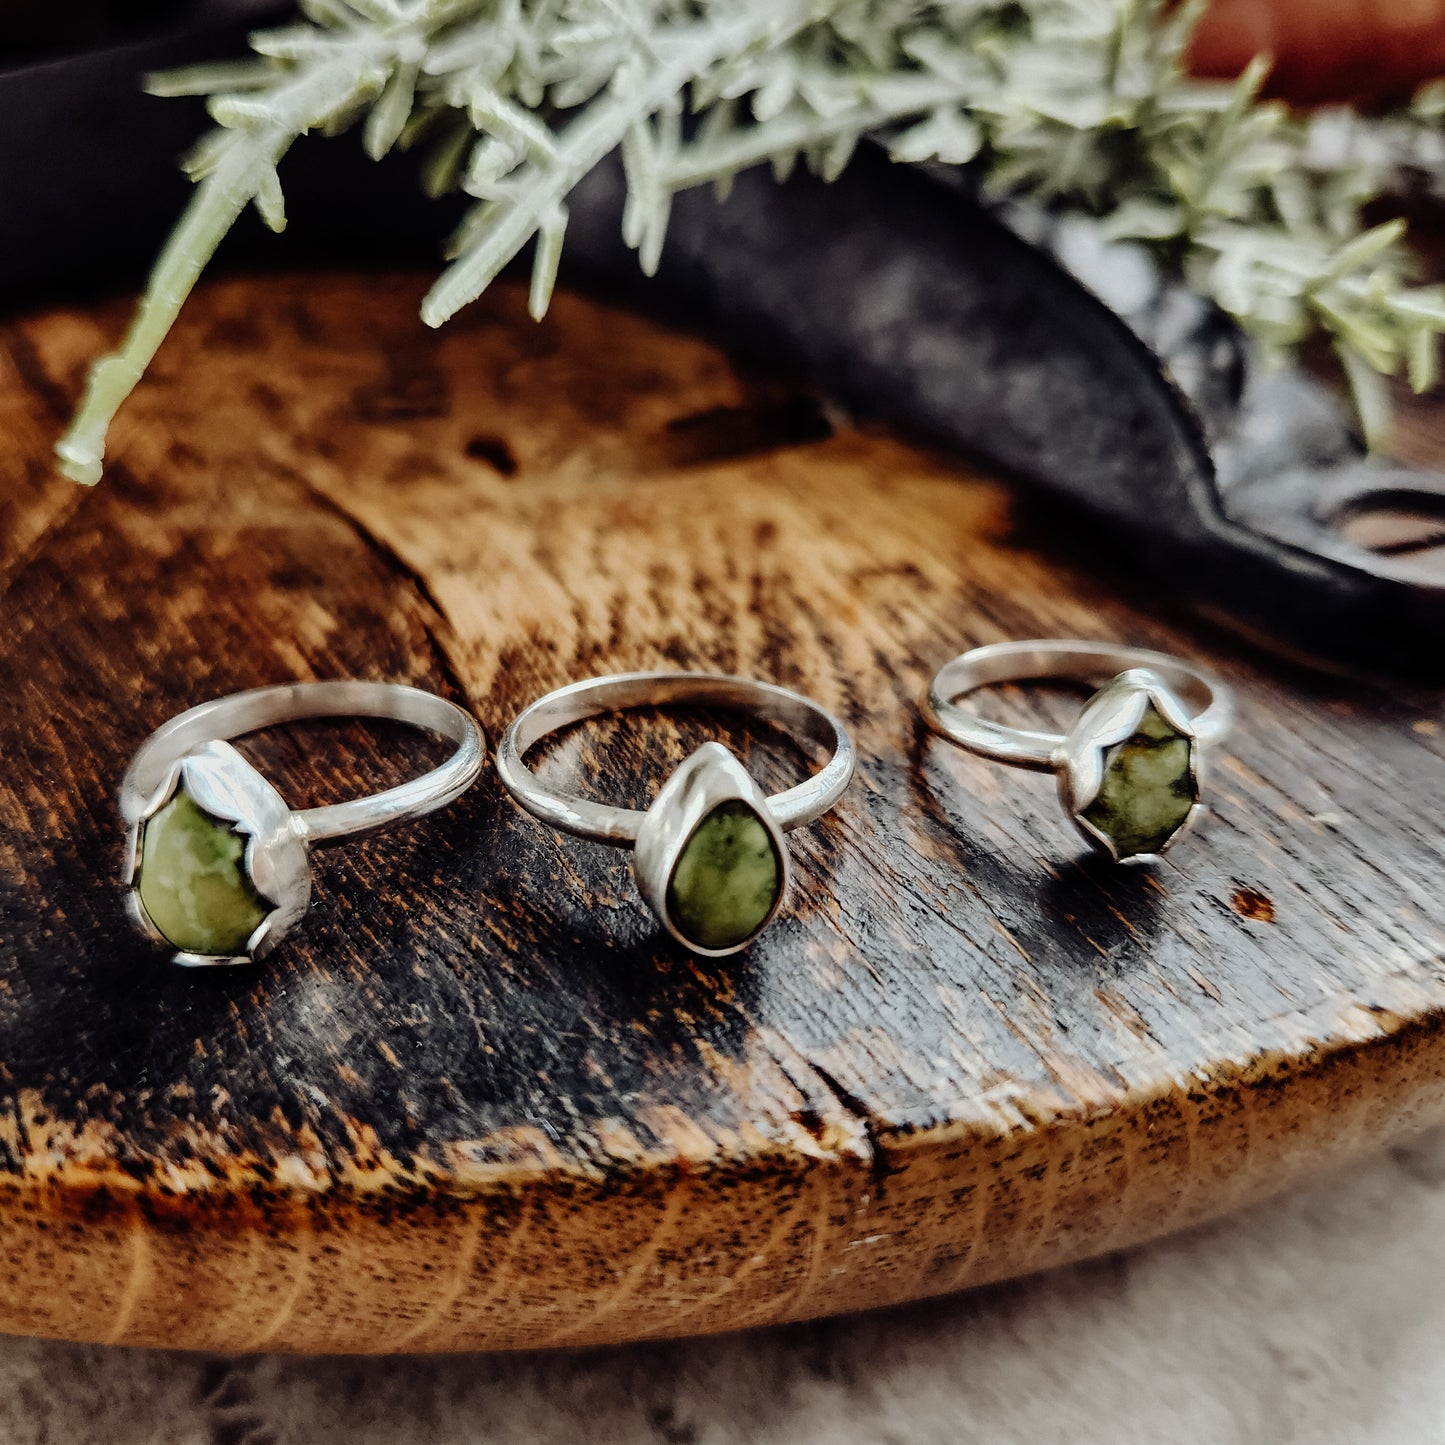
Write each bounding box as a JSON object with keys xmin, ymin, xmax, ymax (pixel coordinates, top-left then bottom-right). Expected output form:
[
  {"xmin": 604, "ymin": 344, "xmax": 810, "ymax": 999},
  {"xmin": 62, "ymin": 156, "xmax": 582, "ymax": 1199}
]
[
  {"xmin": 122, "ymin": 740, "xmax": 311, "ymax": 966},
  {"xmin": 633, "ymin": 742, "xmax": 791, "ymax": 958},
  {"xmin": 1052, "ymin": 668, "xmax": 1205, "ymax": 864}
]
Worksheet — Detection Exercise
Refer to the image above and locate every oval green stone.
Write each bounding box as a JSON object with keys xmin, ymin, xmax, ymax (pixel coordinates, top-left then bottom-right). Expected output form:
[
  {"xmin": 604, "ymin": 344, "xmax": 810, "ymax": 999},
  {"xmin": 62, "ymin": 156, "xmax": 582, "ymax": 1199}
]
[
  {"xmin": 665, "ymin": 800, "xmax": 782, "ymax": 951},
  {"xmin": 1081, "ymin": 705, "xmax": 1198, "ymax": 860},
  {"xmin": 137, "ymin": 790, "xmax": 269, "ymax": 956}
]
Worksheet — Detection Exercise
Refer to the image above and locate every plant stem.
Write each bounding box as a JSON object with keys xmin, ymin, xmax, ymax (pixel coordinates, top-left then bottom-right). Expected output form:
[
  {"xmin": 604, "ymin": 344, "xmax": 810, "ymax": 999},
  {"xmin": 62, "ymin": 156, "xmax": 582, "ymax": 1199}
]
[{"xmin": 56, "ymin": 45, "xmax": 391, "ymax": 485}]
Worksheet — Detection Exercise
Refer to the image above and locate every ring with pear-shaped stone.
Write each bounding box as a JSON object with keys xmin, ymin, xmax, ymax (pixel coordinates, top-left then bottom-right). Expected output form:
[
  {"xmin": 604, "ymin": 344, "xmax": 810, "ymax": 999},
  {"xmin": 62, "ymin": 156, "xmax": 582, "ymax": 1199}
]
[
  {"xmin": 922, "ymin": 640, "xmax": 1234, "ymax": 864},
  {"xmin": 495, "ymin": 672, "xmax": 856, "ymax": 957},
  {"xmin": 121, "ymin": 681, "xmax": 485, "ymax": 966}
]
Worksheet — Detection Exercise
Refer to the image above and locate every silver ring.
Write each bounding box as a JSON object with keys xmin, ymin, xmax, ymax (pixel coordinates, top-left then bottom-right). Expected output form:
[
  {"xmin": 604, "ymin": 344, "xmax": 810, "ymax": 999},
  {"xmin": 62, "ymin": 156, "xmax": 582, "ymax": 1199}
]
[
  {"xmin": 496, "ymin": 672, "xmax": 856, "ymax": 956},
  {"xmin": 121, "ymin": 681, "xmax": 485, "ymax": 966},
  {"xmin": 923, "ymin": 640, "xmax": 1234, "ymax": 863}
]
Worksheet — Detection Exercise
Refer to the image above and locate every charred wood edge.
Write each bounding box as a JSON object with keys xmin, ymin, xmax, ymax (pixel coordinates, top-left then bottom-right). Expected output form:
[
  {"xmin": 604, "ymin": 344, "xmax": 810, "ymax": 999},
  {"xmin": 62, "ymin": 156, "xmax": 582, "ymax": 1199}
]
[{"xmin": 0, "ymin": 996, "xmax": 1439, "ymax": 1355}]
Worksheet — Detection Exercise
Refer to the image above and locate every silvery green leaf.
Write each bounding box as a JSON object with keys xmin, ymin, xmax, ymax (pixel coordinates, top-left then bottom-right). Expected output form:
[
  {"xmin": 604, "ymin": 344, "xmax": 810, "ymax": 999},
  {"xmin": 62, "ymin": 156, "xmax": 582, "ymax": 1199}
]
[
  {"xmin": 364, "ymin": 61, "xmax": 419, "ymax": 158},
  {"xmin": 444, "ymin": 196, "xmax": 503, "ymax": 259},
  {"xmin": 180, "ymin": 128, "xmax": 235, "ymax": 181},
  {"xmin": 817, "ymin": 129, "xmax": 859, "ymax": 182},
  {"xmin": 695, "ymin": 93, "xmax": 738, "ymax": 147},
  {"xmin": 1100, "ymin": 197, "xmax": 1185, "ymax": 243},
  {"xmin": 467, "ymin": 84, "xmax": 561, "ymax": 161},
  {"xmin": 1389, "ymin": 290, "xmax": 1445, "ymax": 326},
  {"xmin": 900, "ymin": 29, "xmax": 988, "ymax": 86},
  {"xmin": 209, "ymin": 95, "xmax": 275, "ymax": 128},
  {"xmin": 1341, "ymin": 345, "xmax": 1394, "ymax": 451},
  {"xmin": 796, "ymin": 68, "xmax": 866, "ymax": 120},
  {"xmin": 1316, "ymin": 296, "xmax": 1398, "ymax": 373},
  {"xmin": 1409, "ymin": 326, "xmax": 1439, "ymax": 394},
  {"xmin": 638, "ymin": 189, "xmax": 672, "ymax": 274},
  {"xmin": 147, "ymin": 61, "xmax": 280, "ymax": 97},
  {"xmin": 751, "ymin": 53, "xmax": 798, "ymax": 122},
  {"xmin": 620, "ymin": 119, "xmax": 655, "ymax": 248},
  {"xmin": 422, "ymin": 119, "xmax": 474, "ymax": 197},
  {"xmin": 889, "ymin": 108, "xmax": 981, "ymax": 165},
  {"xmin": 550, "ymin": 66, "xmax": 617, "ymax": 108},
  {"xmin": 298, "ymin": 0, "xmax": 355, "ymax": 27},
  {"xmin": 343, "ymin": 0, "xmax": 410, "ymax": 23},
  {"xmin": 249, "ymin": 27, "xmax": 338, "ymax": 61},
  {"xmin": 465, "ymin": 134, "xmax": 526, "ymax": 194},
  {"xmin": 421, "ymin": 26, "xmax": 509, "ymax": 76},
  {"xmin": 396, "ymin": 103, "xmax": 448, "ymax": 150},
  {"xmin": 1324, "ymin": 219, "xmax": 1409, "ymax": 281},
  {"xmin": 550, "ymin": 21, "xmax": 621, "ymax": 54},
  {"xmin": 529, "ymin": 202, "xmax": 568, "ymax": 319},
  {"xmin": 253, "ymin": 164, "xmax": 287, "ymax": 231}
]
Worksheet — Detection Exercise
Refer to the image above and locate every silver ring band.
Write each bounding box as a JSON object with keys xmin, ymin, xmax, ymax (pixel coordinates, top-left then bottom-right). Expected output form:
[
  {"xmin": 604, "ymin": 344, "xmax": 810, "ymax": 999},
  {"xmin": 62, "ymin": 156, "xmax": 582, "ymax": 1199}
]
[
  {"xmin": 121, "ymin": 681, "xmax": 485, "ymax": 966},
  {"xmin": 497, "ymin": 672, "xmax": 855, "ymax": 844},
  {"xmin": 924, "ymin": 640, "xmax": 1233, "ymax": 772},
  {"xmin": 497, "ymin": 672, "xmax": 855, "ymax": 957},
  {"xmin": 122, "ymin": 680, "xmax": 485, "ymax": 844}
]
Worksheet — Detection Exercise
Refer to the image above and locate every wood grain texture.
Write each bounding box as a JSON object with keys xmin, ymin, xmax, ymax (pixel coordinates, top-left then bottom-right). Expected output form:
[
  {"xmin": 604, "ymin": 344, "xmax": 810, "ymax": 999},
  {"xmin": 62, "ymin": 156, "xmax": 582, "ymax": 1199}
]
[{"xmin": 1, "ymin": 271, "xmax": 1444, "ymax": 1354}]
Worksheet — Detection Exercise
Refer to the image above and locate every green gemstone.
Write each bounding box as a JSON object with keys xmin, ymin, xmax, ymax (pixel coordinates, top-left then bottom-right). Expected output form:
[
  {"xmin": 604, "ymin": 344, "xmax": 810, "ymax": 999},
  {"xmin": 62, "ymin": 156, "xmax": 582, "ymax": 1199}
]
[
  {"xmin": 137, "ymin": 790, "xmax": 269, "ymax": 955},
  {"xmin": 1081, "ymin": 705, "xmax": 1197, "ymax": 859},
  {"xmin": 665, "ymin": 800, "xmax": 782, "ymax": 951}
]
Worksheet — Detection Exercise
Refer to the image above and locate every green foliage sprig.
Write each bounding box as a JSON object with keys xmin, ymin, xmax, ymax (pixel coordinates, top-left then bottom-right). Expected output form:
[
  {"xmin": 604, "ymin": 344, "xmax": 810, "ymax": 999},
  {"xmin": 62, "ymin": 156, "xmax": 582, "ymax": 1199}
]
[{"xmin": 56, "ymin": 0, "xmax": 1445, "ymax": 483}]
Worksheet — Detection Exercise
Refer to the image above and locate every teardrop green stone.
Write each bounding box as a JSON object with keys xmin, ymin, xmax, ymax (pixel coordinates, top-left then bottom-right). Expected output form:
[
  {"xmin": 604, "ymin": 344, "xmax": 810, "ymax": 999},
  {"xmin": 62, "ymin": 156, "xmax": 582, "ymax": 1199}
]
[
  {"xmin": 665, "ymin": 800, "xmax": 782, "ymax": 951},
  {"xmin": 1081, "ymin": 705, "xmax": 1198, "ymax": 860},
  {"xmin": 137, "ymin": 790, "xmax": 269, "ymax": 956}
]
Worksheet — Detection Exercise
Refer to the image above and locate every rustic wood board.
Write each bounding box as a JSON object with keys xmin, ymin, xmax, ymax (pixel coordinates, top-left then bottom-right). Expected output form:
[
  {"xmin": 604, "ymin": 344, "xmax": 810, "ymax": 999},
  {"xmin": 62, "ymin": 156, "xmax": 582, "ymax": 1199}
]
[{"xmin": 2, "ymin": 272, "xmax": 1444, "ymax": 1354}]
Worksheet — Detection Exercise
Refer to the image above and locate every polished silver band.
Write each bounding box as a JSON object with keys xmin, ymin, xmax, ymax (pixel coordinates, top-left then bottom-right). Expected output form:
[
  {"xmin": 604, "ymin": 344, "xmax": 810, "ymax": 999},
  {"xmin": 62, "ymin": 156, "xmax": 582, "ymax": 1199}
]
[
  {"xmin": 496, "ymin": 672, "xmax": 855, "ymax": 845},
  {"xmin": 121, "ymin": 680, "xmax": 485, "ymax": 845},
  {"xmin": 924, "ymin": 640, "xmax": 1233, "ymax": 772}
]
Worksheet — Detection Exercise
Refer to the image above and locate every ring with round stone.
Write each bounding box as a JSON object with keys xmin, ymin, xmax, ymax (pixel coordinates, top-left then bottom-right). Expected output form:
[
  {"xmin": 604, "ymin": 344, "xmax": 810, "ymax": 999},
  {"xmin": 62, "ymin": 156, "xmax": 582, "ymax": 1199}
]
[
  {"xmin": 922, "ymin": 640, "xmax": 1234, "ymax": 863},
  {"xmin": 495, "ymin": 672, "xmax": 856, "ymax": 957},
  {"xmin": 121, "ymin": 681, "xmax": 485, "ymax": 966}
]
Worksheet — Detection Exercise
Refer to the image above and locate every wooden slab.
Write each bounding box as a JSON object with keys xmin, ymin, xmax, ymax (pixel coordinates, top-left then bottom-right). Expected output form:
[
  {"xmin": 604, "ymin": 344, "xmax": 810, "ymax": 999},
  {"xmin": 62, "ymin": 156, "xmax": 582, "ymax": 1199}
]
[{"xmin": 1, "ymin": 272, "xmax": 1444, "ymax": 1354}]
